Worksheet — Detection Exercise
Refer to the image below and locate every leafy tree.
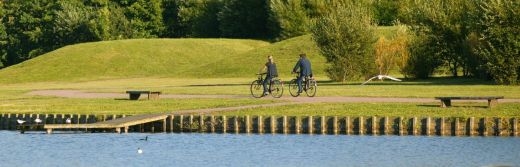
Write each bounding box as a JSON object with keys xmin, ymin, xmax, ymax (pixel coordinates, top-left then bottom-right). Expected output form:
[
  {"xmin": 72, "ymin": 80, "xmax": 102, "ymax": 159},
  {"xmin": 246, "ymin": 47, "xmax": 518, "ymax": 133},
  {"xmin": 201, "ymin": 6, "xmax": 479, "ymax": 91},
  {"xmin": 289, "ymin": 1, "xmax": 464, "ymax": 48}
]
[
  {"xmin": 373, "ymin": 0, "xmax": 398, "ymax": 26},
  {"xmin": 1, "ymin": 0, "xmax": 55, "ymax": 66},
  {"xmin": 269, "ymin": 0, "xmax": 309, "ymax": 41},
  {"xmin": 218, "ymin": 0, "xmax": 270, "ymax": 38},
  {"xmin": 0, "ymin": 3, "xmax": 6, "ymax": 68},
  {"xmin": 311, "ymin": 1, "xmax": 377, "ymax": 81},
  {"xmin": 177, "ymin": 0, "xmax": 222, "ymax": 38},
  {"xmin": 114, "ymin": 0, "xmax": 164, "ymax": 38},
  {"xmin": 53, "ymin": 0, "xmax": 99, "ymax": 45},
  {"xmin": 475, "ymin": 0, "xmax": 520, "ymax": 84},
  {"xmin": 401, "ymin": 0, "xmax": 478, "ymax": 77}
]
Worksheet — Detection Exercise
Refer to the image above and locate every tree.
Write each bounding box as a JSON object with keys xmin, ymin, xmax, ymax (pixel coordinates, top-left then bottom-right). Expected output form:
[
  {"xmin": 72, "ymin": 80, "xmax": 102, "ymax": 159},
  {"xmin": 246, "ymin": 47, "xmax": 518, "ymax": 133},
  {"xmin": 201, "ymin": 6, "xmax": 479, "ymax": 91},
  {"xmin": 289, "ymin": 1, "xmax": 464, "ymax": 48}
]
[
  {"xmin": 218, "ymin": 0, "xmax": 270, "ymax": 39},
  {"xmin": 114, "ymin": 0, "xmax": 165, "ymax": 38},
  {"xmin": 475, "ymin": 0, "xmax": 520, "ymax": 84},
  {"xmin": 311, "ymin": 1, "xmax": 377, "ymax": 81},
  {"xmin": 1, "ymin": 0, "xmax": 55, "ymax": 66},
  {"xmin": 269, "ymin": 0, "xmax": 309, "ymax": 41},
  {"xmin": 0, "ymin": 2, "xmax": 6, "ymax": 68}
]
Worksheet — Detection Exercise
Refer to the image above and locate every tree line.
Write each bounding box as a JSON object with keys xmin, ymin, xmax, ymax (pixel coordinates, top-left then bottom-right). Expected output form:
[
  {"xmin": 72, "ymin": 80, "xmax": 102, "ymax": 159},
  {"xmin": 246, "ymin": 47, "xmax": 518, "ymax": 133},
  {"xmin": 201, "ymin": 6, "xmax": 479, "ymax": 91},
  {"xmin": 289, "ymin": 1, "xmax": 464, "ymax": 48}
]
[{"xmin": 1, "ymin": 0, "xmax": 519, "ymax": 84}]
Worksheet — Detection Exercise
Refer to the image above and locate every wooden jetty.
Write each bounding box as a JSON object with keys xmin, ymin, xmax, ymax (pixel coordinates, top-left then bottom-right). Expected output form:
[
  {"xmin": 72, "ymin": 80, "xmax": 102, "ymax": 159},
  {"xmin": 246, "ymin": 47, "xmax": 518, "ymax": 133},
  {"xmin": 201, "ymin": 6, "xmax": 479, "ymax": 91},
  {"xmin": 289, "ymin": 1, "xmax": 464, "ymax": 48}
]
[{"xmin": 44, "ymin": 113, "xmax": 168, "ymax": 134}]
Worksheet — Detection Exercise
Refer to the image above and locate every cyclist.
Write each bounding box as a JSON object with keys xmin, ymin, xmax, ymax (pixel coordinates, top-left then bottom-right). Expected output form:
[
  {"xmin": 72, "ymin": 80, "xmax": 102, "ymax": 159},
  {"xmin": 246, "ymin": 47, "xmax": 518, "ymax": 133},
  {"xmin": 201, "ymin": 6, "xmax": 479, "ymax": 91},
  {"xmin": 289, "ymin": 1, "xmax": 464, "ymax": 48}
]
[
  {"xmin": 259, "ymin": 55, "xmax": 278, "ymax": 96},
  {"xmin": 292, "ymin": 53, "xmax": 313, "ymax": 94}
]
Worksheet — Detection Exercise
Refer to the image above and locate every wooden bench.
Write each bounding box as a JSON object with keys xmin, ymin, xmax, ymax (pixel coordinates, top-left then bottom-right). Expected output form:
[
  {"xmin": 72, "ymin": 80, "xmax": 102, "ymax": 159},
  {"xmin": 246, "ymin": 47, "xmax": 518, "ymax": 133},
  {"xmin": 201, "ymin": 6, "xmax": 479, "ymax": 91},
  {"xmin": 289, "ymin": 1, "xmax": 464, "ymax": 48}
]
[
  {"xmin": 126, "ymin": 91, "xmax": 161, "ymax": 100},
  {"xmin": 434, "ymin": 96, "xmax": 504, "ymax": 108}
]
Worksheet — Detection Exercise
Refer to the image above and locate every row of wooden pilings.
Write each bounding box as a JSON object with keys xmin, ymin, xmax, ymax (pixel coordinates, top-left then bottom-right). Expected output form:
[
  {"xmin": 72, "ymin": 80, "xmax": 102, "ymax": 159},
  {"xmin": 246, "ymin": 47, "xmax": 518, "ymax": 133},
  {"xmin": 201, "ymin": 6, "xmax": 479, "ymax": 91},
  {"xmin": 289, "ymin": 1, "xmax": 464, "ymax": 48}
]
[{"xmin": 1, "ymin": 113, "xmax": 519, "ymax": 136}]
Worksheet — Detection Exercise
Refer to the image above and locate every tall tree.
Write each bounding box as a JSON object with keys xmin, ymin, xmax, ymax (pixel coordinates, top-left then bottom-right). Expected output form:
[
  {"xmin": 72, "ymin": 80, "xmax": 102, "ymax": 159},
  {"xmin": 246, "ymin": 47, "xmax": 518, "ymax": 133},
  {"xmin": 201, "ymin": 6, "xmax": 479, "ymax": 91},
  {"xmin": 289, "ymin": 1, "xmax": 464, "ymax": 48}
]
[
  {"xmin": 0, "ymin": 2, "xmax": 6, "ymax": 68},
  {"xmin": 475, "ymin": 0, "xmax": 520, "ymax": 84},
  {"xmin": 311, "ymin": 1, "xmax": 377, "ymax": 81},
  {"xmin": 269, "ymin": 0, "xmax": 309, "ymax": 41},
  {"xmin": 218, "ymin": 0, "xmax": 270, "ymax": 38},
  {"xmin": 1, "ymin": 0, "xmax": 55, "ymax": 66},
  {"xmin": 114, "ymin": 0, "xmax": 165, "ymax": 38}
]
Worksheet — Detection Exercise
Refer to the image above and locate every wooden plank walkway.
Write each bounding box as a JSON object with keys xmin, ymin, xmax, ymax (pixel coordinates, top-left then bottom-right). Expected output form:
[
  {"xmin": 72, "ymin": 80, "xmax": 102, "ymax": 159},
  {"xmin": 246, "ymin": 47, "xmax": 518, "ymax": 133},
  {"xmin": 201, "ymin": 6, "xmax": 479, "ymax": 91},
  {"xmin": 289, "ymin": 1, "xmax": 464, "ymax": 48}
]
[{"xmin": 44, "ymin": 113, "xmax": 168, "ymax": 134}]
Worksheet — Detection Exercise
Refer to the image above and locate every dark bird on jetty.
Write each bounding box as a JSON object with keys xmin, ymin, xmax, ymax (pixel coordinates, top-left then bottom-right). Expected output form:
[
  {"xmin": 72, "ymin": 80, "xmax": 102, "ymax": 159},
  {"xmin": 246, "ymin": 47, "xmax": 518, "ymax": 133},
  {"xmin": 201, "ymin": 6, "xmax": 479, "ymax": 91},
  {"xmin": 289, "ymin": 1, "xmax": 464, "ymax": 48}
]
[{"xmin": 139, "ymin": 136, "xmax": 148, "ymax": 141}]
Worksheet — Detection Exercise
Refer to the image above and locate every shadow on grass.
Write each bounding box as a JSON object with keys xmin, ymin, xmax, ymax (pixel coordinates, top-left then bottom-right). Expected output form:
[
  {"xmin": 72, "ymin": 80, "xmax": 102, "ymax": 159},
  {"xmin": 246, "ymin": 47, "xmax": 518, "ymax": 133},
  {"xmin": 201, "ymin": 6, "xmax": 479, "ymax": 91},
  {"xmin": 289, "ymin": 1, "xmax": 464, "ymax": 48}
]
[
  {"xmin": 417, "ymin": 104, "xmax": 489, "ymax": 109},
  {"xmin": 317, "ymin": 76, "xmax": 496, "ymax": 86}
]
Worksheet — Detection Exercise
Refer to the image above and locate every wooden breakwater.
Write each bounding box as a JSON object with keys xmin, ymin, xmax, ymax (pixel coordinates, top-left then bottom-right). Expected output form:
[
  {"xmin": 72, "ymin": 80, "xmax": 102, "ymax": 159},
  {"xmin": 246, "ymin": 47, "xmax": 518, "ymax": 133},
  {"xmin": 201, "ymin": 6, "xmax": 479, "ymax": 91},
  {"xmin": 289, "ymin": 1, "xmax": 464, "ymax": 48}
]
[{"xmin": 1, "ymin": 113, "xmax": 518, "ymax": 137}]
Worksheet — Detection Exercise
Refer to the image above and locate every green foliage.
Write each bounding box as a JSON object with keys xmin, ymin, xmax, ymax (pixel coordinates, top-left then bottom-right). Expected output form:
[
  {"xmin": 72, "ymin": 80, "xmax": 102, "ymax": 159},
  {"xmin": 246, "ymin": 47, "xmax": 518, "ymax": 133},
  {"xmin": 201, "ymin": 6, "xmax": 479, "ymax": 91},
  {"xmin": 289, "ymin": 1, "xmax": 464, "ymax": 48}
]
[
  {"xmin": 373, "ymin": 0, "xmax": 398, "ymax": 26},
  {"xmin": 269, "ymin": 0, "xmax": 310, "ymax": 41},
  {"xmin": 403, "ymin": 34, "xmax": 443, "ymax": 78},
  {"xmin": 311, "ymin": 1, "xmax": 377, "ymax": 81},
  {"xmin": 402, "ymin": 0, "xmax": 477, "ymax": 77},
  {"xmin": 176, "ymin": 0, "xmax": 222, "ymax": 37},
  {"xmin": 118, "ymin": 0, "xmax": 165, "ymax": 38},
  {"xmin": 475, "ymin": 0, "xmax": 520, "ymax": 85},
  {"xmin": 1, "ymin": 0, "xmax": 55, "ymax": 66},
  {"xmin": 218, "ymin": 0, "xmax": 270, "ymax": 38}
]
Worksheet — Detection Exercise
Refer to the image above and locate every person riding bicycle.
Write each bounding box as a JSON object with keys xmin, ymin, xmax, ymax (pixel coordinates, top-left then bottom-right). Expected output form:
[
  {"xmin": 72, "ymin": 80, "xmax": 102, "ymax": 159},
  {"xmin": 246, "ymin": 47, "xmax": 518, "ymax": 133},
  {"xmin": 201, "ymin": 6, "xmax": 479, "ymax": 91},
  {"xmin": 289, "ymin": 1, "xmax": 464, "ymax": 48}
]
[
  {"xmin": 259, "ymin": 55, "xmax": 278, "ymax": 96},
  {"xmin": 292, "ymin": 53, "xmax": 313, "ymax": 94}
]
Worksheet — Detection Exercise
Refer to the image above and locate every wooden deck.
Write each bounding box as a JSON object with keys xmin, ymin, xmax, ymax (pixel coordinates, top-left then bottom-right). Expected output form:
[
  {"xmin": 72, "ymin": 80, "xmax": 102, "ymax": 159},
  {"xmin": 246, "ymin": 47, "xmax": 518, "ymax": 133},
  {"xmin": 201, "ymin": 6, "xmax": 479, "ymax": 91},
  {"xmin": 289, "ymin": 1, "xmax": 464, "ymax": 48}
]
[{"xmin": 44, "ymin": 113, "xmax": 168, "ymax": 134}]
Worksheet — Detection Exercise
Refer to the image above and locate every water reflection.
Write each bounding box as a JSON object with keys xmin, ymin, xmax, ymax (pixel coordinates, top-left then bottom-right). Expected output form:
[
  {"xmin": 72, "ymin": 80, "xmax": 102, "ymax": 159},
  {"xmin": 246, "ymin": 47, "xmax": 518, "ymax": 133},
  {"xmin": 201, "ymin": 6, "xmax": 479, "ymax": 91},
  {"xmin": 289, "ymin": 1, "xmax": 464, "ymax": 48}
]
[{"xmin": 0, "ymin": 131, "xmax": 518, "ymax": 167}]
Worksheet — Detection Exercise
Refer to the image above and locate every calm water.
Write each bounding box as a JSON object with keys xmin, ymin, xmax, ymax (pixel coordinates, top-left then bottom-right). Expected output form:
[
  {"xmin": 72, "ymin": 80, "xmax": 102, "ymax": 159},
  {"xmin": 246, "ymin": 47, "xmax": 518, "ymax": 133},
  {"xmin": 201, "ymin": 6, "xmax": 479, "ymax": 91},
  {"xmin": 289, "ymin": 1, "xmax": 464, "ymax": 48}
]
[{"xmin": 1, "ymin": 131, "xmax": 519, "ymax": 167}]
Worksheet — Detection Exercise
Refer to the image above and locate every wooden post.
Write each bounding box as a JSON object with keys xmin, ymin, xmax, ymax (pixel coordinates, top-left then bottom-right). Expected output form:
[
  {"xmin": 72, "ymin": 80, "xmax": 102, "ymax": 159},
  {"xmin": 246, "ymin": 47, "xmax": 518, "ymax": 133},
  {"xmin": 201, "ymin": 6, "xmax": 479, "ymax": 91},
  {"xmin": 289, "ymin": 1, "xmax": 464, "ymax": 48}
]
[
  {"xmin": 308, "ymin": 116, "xmax": 313, "ymax": 134},
  {"xmin": 321, "ymin": 116, "xmax": 326, "ymax": 134},
  {"xmin": 333, "ymin": 116, "xmax": 338, "ymax": 135},
  {"xmin": 359, "ymin": 116, "xmax": 364, "ymax": 135},
  {"xmin": 426, "ymin": 117, "xmax": 431, "ymax": 136},
  {"xmin": 246, "ymin": 115, "xmax": 251, "ymax": 134},
  {"xmin": 163, "ymin": 118, "xmax": 167, "ymax": 133},
  {"xmin": 179, "ymin": 115, "xmax": 184, "ymax": 132},
  {"xmin": 258, "ymin": 116, "xmax": 263, "ymax": 134},
  {"xmin": 481, "ymin": 118, "xmax": 488, "ymax": 136},
  {"xmin": 210, "ymin": 115, "xmax": 215, "ymax": 133},
  {"xmin": 170, "ymin": 115, "xmax": 174, "ymax": 133},
  {"xmin": 412, "ymin": 117, "xmax": 418, "ymax": 136},
  {"xmin": 383, "ymin": 117, "xmax": 390, "ymax": 135},
  {"xmin": 270, "ymin": 115, "xmax": 276, "ymax": 134},
  {"xmin": 222, "ymin": 115, "xmax": 227, "ymax": 133},
  {"xmin": 496, "ymin": 118, "xmax": 501, "ymax": 136},
  {"xmin": 47, "ymin": 128, "xmax": 53, "ymax": 134},
  {"xmin": 345, "ymin": 117, "xmax": 351, "ymax": 135},
  {"xmin": 398, "ymin": 117, "xmax": 403, "ymax": 136},
  {"xmin": 469, "ymin": 117, "xmax": 475, "ymax": 136},
  {"xmin": 513, "ymin": 118, "xmax": 518, "ymax": 137},
  {"xmin": 440, "ymin": 117, "xmax": 445, "ymax": 136},
  {"xmin": 189, "ymin": 115, "xmax": 194, "ymax": 132},
  {"xmin": 372, "ymin": 116, "xmax": 377, "ymax": 135},
  {"xmin": 234, "ymin": 116, "xmax": 239, "ymax": 133},
  {"xmin": 283, "ymin": 116, "xmax": 288, "ymax": 134},
  {"xmin": 125, "ymin": 126, "xmax": 129, "ymax": 133},
  {"xmin": 454, "ymin": 118, "xmax": 459, "ymax": 136},
  {"xmin": 295, "ymin": 116, "xmax": 301, "ymax": 134},
  {"xmin": 199, "ymin": 115, "xmax": 204, "ymax": 132}
]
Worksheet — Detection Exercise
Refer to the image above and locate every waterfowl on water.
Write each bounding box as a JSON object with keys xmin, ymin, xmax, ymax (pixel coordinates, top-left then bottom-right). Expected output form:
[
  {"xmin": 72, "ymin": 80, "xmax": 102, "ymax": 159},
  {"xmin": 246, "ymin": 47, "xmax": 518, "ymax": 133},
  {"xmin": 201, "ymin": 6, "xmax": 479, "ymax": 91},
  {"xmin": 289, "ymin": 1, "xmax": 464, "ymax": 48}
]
[
  {"xmin": 139, "ymin": 136, "xmax": 148, "ymax": 141},
  {"xmin": 137, "ymin": 148, "xmax": 143, "ymax": 154}
]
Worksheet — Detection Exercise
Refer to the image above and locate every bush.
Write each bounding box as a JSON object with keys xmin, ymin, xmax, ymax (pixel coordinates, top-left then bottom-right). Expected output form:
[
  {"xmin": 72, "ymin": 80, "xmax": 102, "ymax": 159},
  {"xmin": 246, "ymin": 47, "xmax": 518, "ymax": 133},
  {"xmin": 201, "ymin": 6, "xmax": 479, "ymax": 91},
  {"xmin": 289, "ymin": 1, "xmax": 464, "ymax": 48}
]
[{"xmin": 311, "ymin": 2, "xmax": 377, "ymax": 82}]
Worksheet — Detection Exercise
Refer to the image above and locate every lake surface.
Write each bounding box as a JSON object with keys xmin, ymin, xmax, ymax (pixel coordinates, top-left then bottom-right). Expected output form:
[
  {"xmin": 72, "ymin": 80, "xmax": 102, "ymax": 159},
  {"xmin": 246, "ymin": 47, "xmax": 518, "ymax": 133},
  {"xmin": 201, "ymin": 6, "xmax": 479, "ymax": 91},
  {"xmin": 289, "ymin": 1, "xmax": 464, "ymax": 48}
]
[{"xmin": 1, "ymin": 131, "xmax": 519, "ymax": 167}]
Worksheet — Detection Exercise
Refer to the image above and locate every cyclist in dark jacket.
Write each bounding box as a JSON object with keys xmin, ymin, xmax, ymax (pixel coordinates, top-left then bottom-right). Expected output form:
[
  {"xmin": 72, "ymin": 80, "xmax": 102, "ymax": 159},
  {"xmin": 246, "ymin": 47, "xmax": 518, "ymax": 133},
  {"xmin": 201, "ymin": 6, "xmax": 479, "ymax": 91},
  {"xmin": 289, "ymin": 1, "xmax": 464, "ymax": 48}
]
[
  {"xmin": 292, "ymin": 53, "xmax": 312, "ymax": 94},
  {"xmin": 260, "ymin": 55, "xmax": 278, "ymax": 96}
]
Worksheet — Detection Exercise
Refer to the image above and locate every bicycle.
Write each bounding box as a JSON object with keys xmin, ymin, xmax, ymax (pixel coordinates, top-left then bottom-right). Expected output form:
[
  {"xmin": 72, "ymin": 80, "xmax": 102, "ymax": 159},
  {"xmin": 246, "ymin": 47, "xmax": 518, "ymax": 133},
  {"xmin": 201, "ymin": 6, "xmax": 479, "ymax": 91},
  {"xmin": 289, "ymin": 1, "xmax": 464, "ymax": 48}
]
[
  {"xmin": 288, "ymin": 73, "xmax": 317, "ymax": 97},
  {"xmin": 250, "ymin": 73, "xmax": 284, "ymax": 98}
]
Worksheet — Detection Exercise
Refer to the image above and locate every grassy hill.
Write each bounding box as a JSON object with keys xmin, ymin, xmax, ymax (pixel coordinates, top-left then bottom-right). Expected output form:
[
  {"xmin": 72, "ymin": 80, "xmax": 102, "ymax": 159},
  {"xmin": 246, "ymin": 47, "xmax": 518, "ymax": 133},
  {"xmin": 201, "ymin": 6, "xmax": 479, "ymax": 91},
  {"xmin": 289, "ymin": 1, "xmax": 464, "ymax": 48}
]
[
  {"xmin": 0, "ymin": 36, "xmax": 328, "ymax": 83},
  {"xmin": 0, "ymin": 27, "xmax": 400, "ymax": 84}
]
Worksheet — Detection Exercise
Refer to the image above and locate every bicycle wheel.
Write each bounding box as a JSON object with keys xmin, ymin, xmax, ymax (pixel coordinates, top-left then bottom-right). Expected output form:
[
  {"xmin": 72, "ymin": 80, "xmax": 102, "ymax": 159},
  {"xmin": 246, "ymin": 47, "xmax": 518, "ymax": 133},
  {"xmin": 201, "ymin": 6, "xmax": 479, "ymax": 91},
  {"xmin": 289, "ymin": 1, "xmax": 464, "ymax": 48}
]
[
  {"xmin": 270, "ymin": 79, "xmax": 284, "ymax": 98},
  {"xmin": 305, "ymin": 79, "xmax": 317, "ymax": 97},
  {"xmin": 250, "ymin": 80, "xmax": 264, "ymax": 98},
  {"xmin": 288, "ymin": 79, "xmax": 300, "ymax": 97}
]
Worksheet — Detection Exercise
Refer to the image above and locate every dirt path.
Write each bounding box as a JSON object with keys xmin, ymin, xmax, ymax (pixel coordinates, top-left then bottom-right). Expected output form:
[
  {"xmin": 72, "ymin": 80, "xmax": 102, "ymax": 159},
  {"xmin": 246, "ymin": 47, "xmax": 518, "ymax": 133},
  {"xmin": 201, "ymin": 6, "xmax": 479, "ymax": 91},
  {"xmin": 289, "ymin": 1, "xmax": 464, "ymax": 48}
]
[{"xmin": 27, "ymin": 89, "xmax": 520, "ymax": 103}]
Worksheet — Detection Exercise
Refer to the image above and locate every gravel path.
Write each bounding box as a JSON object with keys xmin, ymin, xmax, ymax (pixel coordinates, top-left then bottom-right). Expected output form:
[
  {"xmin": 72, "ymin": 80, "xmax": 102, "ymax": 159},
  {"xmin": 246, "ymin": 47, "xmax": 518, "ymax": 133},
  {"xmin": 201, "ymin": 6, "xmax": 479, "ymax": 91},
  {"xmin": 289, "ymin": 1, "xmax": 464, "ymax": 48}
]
[{"xmin": 27, "ymin": 89, "xmax": 520, "ymax": 103}]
